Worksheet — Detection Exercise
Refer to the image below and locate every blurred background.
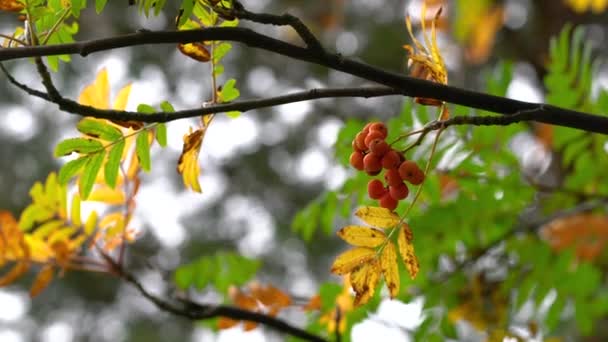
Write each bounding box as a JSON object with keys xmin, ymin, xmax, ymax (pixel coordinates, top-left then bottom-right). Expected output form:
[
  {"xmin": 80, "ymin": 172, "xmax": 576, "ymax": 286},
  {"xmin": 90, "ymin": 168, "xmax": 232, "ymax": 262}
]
[{"xmin": 1, "ymin": 0, "xmax": 608, "ymax": 341}]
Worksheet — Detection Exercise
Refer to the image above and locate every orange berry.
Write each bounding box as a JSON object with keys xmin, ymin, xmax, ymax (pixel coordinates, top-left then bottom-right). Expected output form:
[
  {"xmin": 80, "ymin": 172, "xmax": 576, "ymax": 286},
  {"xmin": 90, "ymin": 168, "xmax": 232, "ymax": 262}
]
[
  {"xmin": 389, "ymin": 183, "xmax": 409, "ymax": 200},
  {"xmin": 349, "ymin": 151, "xmax": 364, "ymax": 170},
  {"xmin": 368, "ymin": 179, "xmax": 387, "ymax": 200},
  {"xmin": 369, "ymin": 122, "xmax": 388, "ymax": 139},
  {"xmin": 363, "ymin": 154, "xmax": 382, "ymax": 174},
  {"xmin": 352, "ymin": 139, "xmax": 362, "ymax": 152},
  {"xmin": 384, "ymin": 168, "xmax": 403, "ymax": 187},
  {"xmin": 362, "ymin": 122, "xmax": 373, "ymax": 135},
  {"xmin": 379, "ymin": 193, "xmax": 398, "ymax": 211},
  {"xmin": 399, "ymin": 160, "xmax": 425, "ymax": 185},
  {"xmin": 355, "ymin": 132, "xmax": 368, "ymax": 151},
  {"xmin": 364, "ymin": 131, "xmax": 384, "ymax": 148},
  {"xmin": 381, "ymin": 150, "xmax": 401, "ymax": 169},
  {"xmin": 369, "ymin": 139, "xmax": 389, "ymax": 157}
]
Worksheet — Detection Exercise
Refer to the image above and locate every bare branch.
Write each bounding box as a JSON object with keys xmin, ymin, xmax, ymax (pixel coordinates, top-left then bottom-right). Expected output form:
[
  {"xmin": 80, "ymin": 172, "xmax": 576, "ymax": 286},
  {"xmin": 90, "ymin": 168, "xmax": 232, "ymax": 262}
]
[{"xmin": 1, "ymin": 25, "xmax": 608, "ymax": 134}]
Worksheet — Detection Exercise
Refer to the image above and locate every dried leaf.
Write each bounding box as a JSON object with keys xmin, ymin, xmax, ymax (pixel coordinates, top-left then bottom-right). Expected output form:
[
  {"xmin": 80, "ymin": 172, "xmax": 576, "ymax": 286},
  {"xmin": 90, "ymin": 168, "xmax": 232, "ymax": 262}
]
[
  {"xmin": 355, "ymin": 206, "xmax": 400, "ymax": 229},
  {"xmin": 178, "ymin": 42, "xmax": 211, "ymax": 62},
  {"xmin": 0, "ymin": 261, "xmax": 29, "ymax": 287},
  {"xmin": 331, "ymin": 247, "xmax": 376, "ymax": 275},
  {"xmin": 350, "ymin": 260, "xmax": 380, "ymax": 306},
  {"xmin": 0, "ymin": 0, "xmax": 24, "ymax": 12},
  {"xmin": 380, "ymin": 242, "xmax": 400, "ymax": 298},
  {"xmin": 29, "ymin": 265, "xmax": 54, "ymax": 297},
  {"xmin": 303, "ymin": 295, "xmax": 321, "ymax": 311},
  {"xmin": 177, "ymin": 128, "xmax": 204, "ymax": 192},
  {"xmin": 337, "ymin": 225, "xmax": 386, "ymax": 247},
  {"xmin": 397, "ymin": 224, "xmax": 419, "ymax": 279}
]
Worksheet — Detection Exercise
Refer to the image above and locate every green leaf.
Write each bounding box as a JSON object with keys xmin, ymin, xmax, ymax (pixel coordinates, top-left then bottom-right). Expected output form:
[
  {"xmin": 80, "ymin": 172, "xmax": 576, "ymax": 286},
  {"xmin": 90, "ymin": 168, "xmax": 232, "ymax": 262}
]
[
  {"xmin": 77, "ymin": 118, "xmax": 123, "ymax": 141},
  {"xmin": 319, "ymin": 283, "xmax": 343, "ymax": 311},
  {"xmin": 226, "ymin": 110, "xmax": 240, "ymax": 118},
  {"xmin": 54, "ymin": 138, "xmax": 103, "ymax": 157},
  {"xmin": 136, "ymin": 132, "xmax": 151, "ymax": 172},
  {"xmin": 58, "ymin": 157, "xmax": 88, "ymax": 184},
  {"xmin": 213, "ymin": 42, "xmax": 232, "ymax": 63},
  {"xmin": 95, "ymin": 0, "xmax": 108, "ymax": 13},
  {"xmin": 105, "ymin": 140, "xmax": 125, "ymax": 189},
  {"xmin": 79, "ymin": 152, "xmax": 105, "ymax": 200},
  {"xmin": 174, "ymin": 266, "xmax": 194, "ymax": 290},
  {"xmin": 179, "ymin": 0, "xmax": 196, "ymax": 26},
  {"xmin": 220, "ymin": 78, "xmax": 240, "ymax": 102},
  {"xmin": 137, "ymin": 104, "xmax": 156, "ymax": 114},
  {"xmin": 18, "ymin": 205, "xmax": 54, "ymax": 231}
]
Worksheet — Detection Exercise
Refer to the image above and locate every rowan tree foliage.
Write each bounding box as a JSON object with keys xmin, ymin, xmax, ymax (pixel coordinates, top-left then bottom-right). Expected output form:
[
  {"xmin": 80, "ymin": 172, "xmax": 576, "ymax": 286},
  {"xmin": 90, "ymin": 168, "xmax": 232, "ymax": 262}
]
[{"xmin": 1, "ymin": 0, "xmax": 608, "ymax": 341}]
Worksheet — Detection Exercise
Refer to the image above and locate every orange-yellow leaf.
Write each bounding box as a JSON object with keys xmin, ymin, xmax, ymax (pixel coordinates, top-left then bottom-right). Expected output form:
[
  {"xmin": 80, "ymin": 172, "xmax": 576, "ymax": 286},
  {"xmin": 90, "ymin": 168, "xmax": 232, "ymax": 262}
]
[
  {"xmin": 331, "ymin": 247, "xmax": 376, "ymax": 275},
  {"xmin": 397, "ymin": 224, "xmax": 419, "ymax": 279},
  {"xmin": 249, "ymin": 283, "xmax": 291, "ymax": 309},
  {"xmin": 337, "ymin": 225, "xmax": 386, "ymax": 247},
  {"xmin": 78, "ymin": 68, "xmax": 110, "ymax": 109},
  {"xmin": 0, "ymin": 0, "xmax": 24, "ymax": 12},
  {"xmin": 88, "ymin": 186, "xmax": 126, "ymax": 204},
  {"xmin": 380, "ymin": 242, "xmax": 400, "ymax": 298},
  {"xmin": 355, "ymin": 206, "xmax": 400, "ymax": 229},
  {"xmin": 217, "ymin": 317, "xmax": 240, "ymax": 330},
  {"xmin": 29, "ymin": 265, "xmax": 54, "ymax": 297},
  {"xmin": 178, "ymin": 42, "xmax": 211, "ymax": 62},
  {"xmin": 303, "ymin": 294, "xmax": 321, "ymax": 311},
  {"xmin": 0, "ymin": 261, "xmax": 29, "ymax": 287},
  {"xmin": 350, "ymin": 260, "xmax": 380, "ymax": 306},
  {"xmin": 177, "ymin": 128, "xmax": 204, "ymax": 193}
]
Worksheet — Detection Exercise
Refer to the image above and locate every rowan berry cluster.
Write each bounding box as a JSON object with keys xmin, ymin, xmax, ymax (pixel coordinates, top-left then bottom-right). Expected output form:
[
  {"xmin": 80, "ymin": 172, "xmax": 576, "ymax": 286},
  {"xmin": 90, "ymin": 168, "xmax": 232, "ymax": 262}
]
[{"xmin": 349, "ymin": 122, "xmax": 425, "ymax": 211}]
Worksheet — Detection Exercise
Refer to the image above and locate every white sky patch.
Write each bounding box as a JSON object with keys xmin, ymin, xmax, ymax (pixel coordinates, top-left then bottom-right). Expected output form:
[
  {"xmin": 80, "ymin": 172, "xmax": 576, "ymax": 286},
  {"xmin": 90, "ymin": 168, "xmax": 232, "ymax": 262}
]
[
  {"xmin": 0, "ymin": 291, "xmax": 28, "ymax": 323},
  {"xmin": 507, "ymin": 76, "xmax": 543, "ymax": 103},
  {"xmin": 98, "ymin": 55, "xmax": 128, "ymax": 87},
  {"xmin": 41, "ymin": 321, "xmax": 74, "ymax": 342},
  {"xmin": 275, "ymin": 90, "xmax": 311, "ymax": 125},
  {"xmin": 259, "ymin": 120, "xmax": 287, "ymax": 145},
  {"xmin": 317, "ymin": 118, "xmax": 343, "ymax": 148},
  {"xmin": 0, "ymin": 106, "xmax": 38, "ymax": 142},
  {"xmin": 336, "ymin": 31, "xmax": 359, "ymax": 56},
  {"xmin": 176, "ymin": 79, "xmax": 205, "ymax": 108},
  {"xmin": 296, "ymin": 148, "xmax": 329, "ymax": 183},
  {"xmin": 246, "ymin": 66, "xmax": 276, "ymax": 97},
  {"xmin": 325, "ymin": 165, "xmax": 348, "ymax": 190},
  {"xmin": 216, "ymin": 328, "xmax": 266, "ymax": 342},
  {"xmin": 204, "ymin": 115, "xmax": 259, "ymax": 160},
  {"xmin": 127, "ymin": 66, "xmax": 168, "ymax": 110},
  {"xmin": 135, "ymin": 174, "xmax": 226, "ymax": 248},
  {"xmin": 222, "ymin": 196, "xmax": 276, "ymax": 257},
  {"xmin": 0, "ymin": 330, "xmax": 23, "ymax": 342},
  {"xmin": 352, "ymin": 298, "xmax": 423, "ymax": 342}
]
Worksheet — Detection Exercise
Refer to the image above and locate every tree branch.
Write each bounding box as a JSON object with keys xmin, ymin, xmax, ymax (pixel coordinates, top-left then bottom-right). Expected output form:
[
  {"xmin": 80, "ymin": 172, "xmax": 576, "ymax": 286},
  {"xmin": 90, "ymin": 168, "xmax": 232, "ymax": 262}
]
[
  {"xmin": 2, "ymin": 26, "xmax": 608, "ymax": 133},
  {"xmin": 120, "ymin": 270, "xmax": 327, "ymax": 342}
]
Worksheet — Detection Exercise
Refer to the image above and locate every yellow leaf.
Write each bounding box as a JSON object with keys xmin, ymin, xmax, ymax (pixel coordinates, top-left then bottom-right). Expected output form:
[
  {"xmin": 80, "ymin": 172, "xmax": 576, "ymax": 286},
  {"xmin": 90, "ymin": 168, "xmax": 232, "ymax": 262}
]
[
  {"xmin": 84, "ymin": 211, "xmax": 98, "ymax": 235},
  {"xmin": 29, "ymin": 265, "xmax": 54, "ymax": 297},
  {"xmin": 78, "ymin": 68, "xmax": 110, "ymax": 109},
  {"xmin": 397, "ymin": 224, "xmax": 419, "ymax": 279},
  {"xmin": 177, "ymin": 42, "xmax": 211, "ymax": 62},
  {"xmin": 112, "ymin": 83, "xmax": 132, "ymax": 110},
  {"xmin": 331, "ymin": 247, "xmax": 376, "ymax": 275},
  {"xmin": 337, "ymin": 225, "xmax": 386, "ymax": 247},
  {"xmin": 380, "ymin": 242, "xmax": 399, "ymax": 298},
  {"xmin": 31, "ymin": 220, "xmax": 63, "ymax": 240},
  {"xmin": 355, "ymin": 206, "xmax": 400, "ymax": 229},
  {"xmin": 24, "ymin": 236, "xmax": 53, "ymax": 263},
  {"xmin": 177, "ymin": 128, "xmax": 204, "ymax": 192},
  {"xmin": 87, "ymin": 186, "xmax": 126, "ymax": 205},
  {"xmin": 0, "ymin": 261, "xmax": 29, "ymax": 287},
  {"xmin": 70, "ymin": 194, "xmax": 81, "ymax": 226},
  {"xmin": 350, "ymin": 260, "xmax": 380, "ymax": 306}
]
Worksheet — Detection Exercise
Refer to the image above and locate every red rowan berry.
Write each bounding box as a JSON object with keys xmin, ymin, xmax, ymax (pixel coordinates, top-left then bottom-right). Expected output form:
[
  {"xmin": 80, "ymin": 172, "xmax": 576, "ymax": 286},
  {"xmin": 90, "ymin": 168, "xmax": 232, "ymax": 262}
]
[
  {"xmin": 349, "ymin": 151, "xmax": 364, "ymax": 170},
  {"xmin": 355, "ymin": 132, "xmax": 368, "ymax": 151},
  {"xmin": 369, "ymin": 122, "xmax": 388, "ymax": 139},
  {"xmin": 352, "ymin": 139, "xmax": 362, "ymax": 152},
  {"xmin": 364, "ymin": 131, "xmax": 384, "ymax": 148},
  {"xmin": 369, "ymin": 139, "xmax": 389, "ymax": 157},
  {"xmin": 362, "ymin": 122, "xmax": 373, "ymax": 135},
  {"xmin": 367, "ymin": 179, "xmax": 387, "ymax": 200},
  {"xmin": 384, "ymin": 168, "xmax": 402, "ymax": 187},
  {"xmin": 389, "ymin": 182, "xmax": 409, "ymax": 200},
  {"xmin": 399, "ymin": 160, "xmax": 425, "ymax": 185},
  {"xmin": 381, "ymin": 150, "xmax": 401, "ymax": 169},
  {"xmin": 379, "ymin": 193, "xmax": 398, "ymax": 211},
  {"xmin": 363, "ymin": 154, "xmax": 382, "ymax": 174}
]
